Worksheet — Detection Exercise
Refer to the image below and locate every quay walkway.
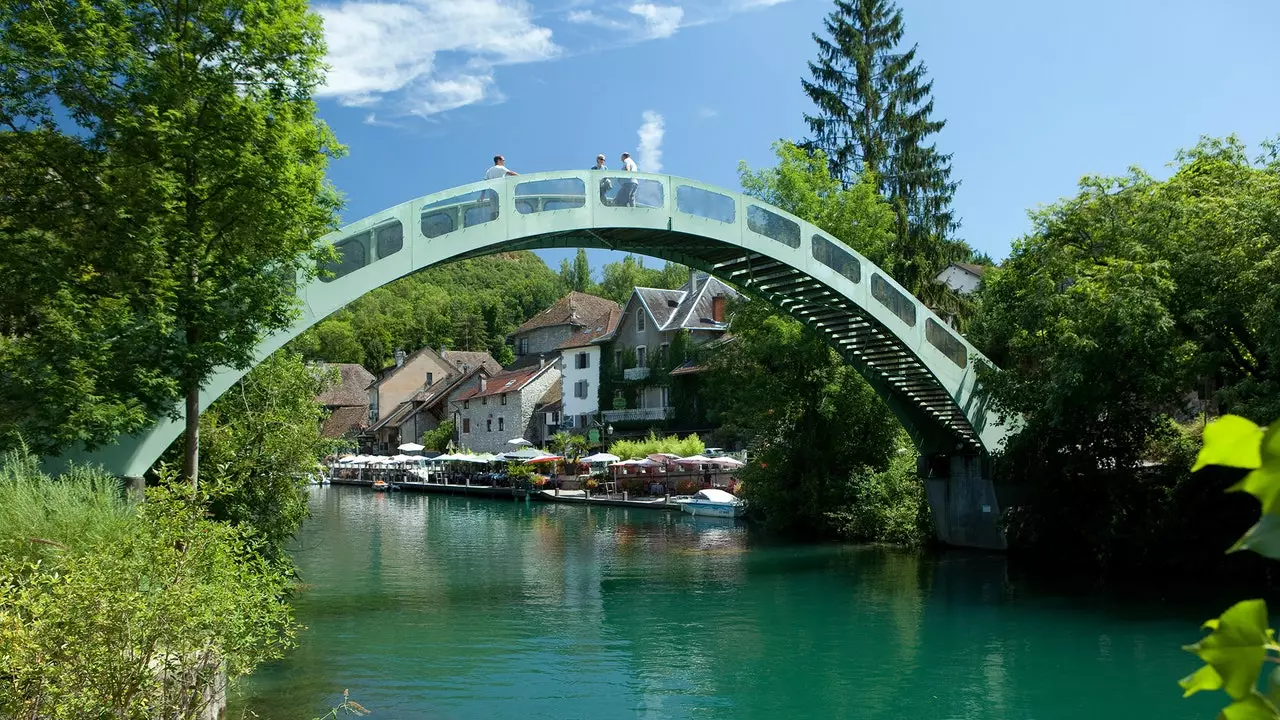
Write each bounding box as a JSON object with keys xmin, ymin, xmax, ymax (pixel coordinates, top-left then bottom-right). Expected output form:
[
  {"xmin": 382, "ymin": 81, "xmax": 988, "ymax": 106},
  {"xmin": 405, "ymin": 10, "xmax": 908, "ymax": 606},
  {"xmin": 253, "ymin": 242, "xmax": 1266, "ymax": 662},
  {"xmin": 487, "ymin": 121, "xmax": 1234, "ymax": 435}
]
[{"xmin": 327, "ymin": 477, "xmax": 685, "ymax": 512}]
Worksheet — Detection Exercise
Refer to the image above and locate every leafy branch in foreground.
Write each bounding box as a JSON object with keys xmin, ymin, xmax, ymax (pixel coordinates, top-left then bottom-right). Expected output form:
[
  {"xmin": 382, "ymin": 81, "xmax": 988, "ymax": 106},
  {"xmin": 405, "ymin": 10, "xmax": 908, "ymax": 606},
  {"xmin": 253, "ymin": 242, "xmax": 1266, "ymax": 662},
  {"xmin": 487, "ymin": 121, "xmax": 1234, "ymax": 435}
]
[{"xmin": 1180, "ymin": 416, "xmax": 1280, "ymax": 719}]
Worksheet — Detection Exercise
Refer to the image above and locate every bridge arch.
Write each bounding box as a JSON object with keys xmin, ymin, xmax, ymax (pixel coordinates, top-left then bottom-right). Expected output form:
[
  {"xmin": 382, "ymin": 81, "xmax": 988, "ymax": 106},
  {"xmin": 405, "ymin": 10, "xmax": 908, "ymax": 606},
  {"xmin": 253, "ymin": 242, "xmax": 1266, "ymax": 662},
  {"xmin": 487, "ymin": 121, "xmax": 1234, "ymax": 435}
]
[{"xmin": 75, "ymin": 170, "xmax": 1012, "ymax": 485}]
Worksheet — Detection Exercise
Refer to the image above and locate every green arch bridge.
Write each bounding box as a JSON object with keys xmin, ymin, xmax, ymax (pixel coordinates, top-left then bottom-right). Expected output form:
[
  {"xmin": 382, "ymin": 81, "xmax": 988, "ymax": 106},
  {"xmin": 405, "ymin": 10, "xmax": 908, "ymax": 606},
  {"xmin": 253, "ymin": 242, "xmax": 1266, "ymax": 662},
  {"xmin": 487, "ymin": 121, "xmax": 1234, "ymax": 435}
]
[{"xmin": 65, "ymin": 171, "xmax": 1016, "ymax": 549}]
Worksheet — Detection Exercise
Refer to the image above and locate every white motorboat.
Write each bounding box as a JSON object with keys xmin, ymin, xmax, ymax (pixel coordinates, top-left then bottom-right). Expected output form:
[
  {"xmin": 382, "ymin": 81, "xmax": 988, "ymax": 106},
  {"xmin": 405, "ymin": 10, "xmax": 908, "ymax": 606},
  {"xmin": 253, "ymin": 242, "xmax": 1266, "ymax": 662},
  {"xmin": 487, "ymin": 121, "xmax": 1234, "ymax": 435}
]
[{"xmin": 677, "ymin": 488, "xmax": 746, "ymax": 518}]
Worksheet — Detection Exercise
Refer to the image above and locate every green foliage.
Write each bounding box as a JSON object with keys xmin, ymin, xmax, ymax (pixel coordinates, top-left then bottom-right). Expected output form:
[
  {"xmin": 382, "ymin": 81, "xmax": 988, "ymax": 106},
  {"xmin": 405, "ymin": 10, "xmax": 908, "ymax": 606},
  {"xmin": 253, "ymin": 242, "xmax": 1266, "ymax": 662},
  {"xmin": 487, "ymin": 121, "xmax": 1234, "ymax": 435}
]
[
  {"xmin": 290, "ymin": 253, "xmax": 560, "ymax": 371},
  {"xmin": 972, "ymin": 137, "xmax": 1280, "ymax": 575},
  {"xmin": 549, "ymin": 432, "xmax": 588, "ymax": 462},
  {"xmin": 609, "ymin": 431, "xmax": 705, "ymax": 460},
  {"xmin": 595, "ymin": 255, "xmax": 688, "ymax": 306},
  {"xmin": 559, "ymin": 249, "xmax": 594, "ymax": 293},
  {"xmin": 0, "ymin": 0, "xmax": 343, "ymax": 468},
  {"xmin": 1179, "ymin": 416, "xmax": 1280, "ymax": 720},
  {"xmin": 801, "ymin": 0, "xmax": 968, "ymax": 306},
  {"xmin": 833, "ymin": 441, "xmax": 930, "ymax": 546},
  {"xmin": 707, "ymin": 298, "xmax": 905, "ymax": 540},
  {"xmin": 422, "ymin": 420, "xmax": 455, "ymax": 453},
  {"xmin": 738, "ymin": 141, "xmax": 896, "ymax": 265},
  {"xmin": 0, "ymin": 448, "xmax": 133, "ymax": 564},
  {"xmin": 0, "ymin": 478, "xmax": 296, "ymax": 719},
  {"xmin": 165, "ymin": 351, "xmax": 340, "ymax": 557}
]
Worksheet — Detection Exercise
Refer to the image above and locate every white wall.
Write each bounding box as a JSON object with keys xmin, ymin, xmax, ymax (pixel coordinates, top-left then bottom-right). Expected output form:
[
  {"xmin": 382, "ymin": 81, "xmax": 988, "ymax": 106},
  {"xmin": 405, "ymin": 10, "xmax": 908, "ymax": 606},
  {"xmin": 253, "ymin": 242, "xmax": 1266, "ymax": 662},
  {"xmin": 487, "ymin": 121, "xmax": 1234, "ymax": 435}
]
[
  {"xmin": 936, "ymin": 266, "xmax": 982, "ymax": 295},
  {"xmin": 560, "ymin": 346, "xmax": 600, "ymax": 424}
]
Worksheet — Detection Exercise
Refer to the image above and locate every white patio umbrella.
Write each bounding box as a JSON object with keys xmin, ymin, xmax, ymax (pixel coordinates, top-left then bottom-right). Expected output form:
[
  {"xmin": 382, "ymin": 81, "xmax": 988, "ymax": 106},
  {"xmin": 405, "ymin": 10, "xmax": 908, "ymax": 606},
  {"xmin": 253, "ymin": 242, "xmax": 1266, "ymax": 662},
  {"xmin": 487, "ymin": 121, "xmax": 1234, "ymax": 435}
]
[
  {"xmin": 581, "ymin": 452, "xmax": 621, "ymax": 464},
  {"xmin": 397, "ymin": 442, "xmax": 425, "ymax": 452},
  {"xmin": 710, "ymin": 456, "xmax": 745, "ymax": 468},
  {"xmin": 507, "ymin": 438, "xmax": 533, "ymax": 446}
]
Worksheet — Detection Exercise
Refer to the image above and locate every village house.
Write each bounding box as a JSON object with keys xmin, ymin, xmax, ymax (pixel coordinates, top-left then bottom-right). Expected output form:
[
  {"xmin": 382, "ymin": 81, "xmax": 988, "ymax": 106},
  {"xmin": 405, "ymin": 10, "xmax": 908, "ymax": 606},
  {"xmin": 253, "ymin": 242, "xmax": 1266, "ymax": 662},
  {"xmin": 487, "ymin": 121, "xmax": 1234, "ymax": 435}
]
[
  {"xmin": 364, "ymin": 347, "xmax": 500, "ymax": 454},
  {"xmin": 314, "ymin": 363, "xmax": 375, "ymax": 443},
  {"xmin": 555, "ymin": 301, "xmax": 622, "ymax": 436},
  {"xmin": 506, "ymin": 291, "xmax": 621, "ymax": 370},
  {"xmin": 934, "ymin": 262, "xmax": 986, "ymax": 296},
  {"xmin": 450, "ymin": 360, "xmax": 560, "ymax": 454},
  {"xmin": 602, "ymin": 271, "xmax": 740, "ymax": 433}
]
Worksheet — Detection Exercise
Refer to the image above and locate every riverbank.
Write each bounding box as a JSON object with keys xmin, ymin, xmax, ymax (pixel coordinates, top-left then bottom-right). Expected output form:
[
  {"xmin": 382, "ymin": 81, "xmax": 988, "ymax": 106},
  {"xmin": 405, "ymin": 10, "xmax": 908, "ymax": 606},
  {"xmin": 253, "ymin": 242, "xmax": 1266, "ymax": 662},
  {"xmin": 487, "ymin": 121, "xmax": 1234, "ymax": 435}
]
[{"xmin": 329, "ymin": 476, "xmax": 687, "ymax": 511}]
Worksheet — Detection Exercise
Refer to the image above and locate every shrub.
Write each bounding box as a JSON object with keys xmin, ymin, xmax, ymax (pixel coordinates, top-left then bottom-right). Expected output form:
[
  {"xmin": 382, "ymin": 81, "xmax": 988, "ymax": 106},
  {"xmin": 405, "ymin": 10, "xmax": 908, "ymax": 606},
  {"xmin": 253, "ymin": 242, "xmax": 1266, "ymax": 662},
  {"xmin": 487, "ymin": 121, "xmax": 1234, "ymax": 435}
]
[
  {"xmin": 609, "ymin": 431, "xmax": 705, "ymax": 459},
  {"xmin": 0, "ymin": 478, "xmax": 296, "ymax": 719}
]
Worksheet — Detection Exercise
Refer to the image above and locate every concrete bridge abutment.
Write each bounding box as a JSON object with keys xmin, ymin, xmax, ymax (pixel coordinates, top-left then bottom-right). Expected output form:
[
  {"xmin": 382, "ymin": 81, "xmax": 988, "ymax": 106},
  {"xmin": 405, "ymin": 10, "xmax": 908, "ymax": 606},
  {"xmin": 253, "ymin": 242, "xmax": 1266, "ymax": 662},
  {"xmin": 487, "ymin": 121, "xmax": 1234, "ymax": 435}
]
[{"xmin": 921, "ymin": 453, "xmax": 1006, "ymax": 550}]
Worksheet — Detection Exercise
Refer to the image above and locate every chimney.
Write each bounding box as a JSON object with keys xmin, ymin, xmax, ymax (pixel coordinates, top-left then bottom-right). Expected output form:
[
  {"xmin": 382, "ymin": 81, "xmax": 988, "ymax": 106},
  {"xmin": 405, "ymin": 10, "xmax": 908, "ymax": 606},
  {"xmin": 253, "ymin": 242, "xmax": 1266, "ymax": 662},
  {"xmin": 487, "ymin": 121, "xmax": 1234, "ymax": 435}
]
[
  {"xmin": 711, "ymin": 295, "xmax": 726, "ymax": 323},
  {"xmin": 394, "ymin": 349, "xmax": 406, "ymax": 367},
  {"xmin": 479, "ymin": 376, "xmax": 487, "ymax": 392}
]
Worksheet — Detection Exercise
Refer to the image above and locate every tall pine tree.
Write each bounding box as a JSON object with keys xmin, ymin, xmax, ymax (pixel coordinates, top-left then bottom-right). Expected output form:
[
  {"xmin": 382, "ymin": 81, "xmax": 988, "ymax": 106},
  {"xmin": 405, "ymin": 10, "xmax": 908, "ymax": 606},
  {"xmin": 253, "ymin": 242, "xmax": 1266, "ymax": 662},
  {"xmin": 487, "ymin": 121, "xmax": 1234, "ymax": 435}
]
[{"xmin": 802, "ymin": 0, "xmax": 967, "ymax": 309}]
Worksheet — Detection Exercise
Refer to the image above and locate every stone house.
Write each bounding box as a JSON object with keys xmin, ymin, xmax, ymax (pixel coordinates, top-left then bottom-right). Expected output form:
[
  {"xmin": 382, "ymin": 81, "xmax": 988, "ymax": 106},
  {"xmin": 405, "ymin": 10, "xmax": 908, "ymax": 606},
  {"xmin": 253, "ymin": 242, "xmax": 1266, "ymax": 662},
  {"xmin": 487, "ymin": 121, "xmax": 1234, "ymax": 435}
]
[
  {"xmin": 364, "ymin": 347, "xmax": 500, "ymax": 453},
  {"xmin": 450, "ymin": 360, "xmax": 560, "ymax": 454},
  {"xmin": 506, "ymin": 291, "xmax": 621, "ymax": 370},
  {"xmin": 314, "ymin": 363, "xmax": 375, "ymax": 443},
  {"xmin": 601, "ymin": 272, "xmax": 740, "ymax": 431}
]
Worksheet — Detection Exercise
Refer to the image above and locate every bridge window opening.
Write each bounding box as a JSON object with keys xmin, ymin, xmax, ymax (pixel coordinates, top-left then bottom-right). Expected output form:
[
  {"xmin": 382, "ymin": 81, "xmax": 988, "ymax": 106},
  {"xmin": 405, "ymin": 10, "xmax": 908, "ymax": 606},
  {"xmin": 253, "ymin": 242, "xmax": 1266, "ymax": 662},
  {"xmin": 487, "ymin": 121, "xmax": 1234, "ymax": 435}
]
[
  {"xmin": 318, "ymin": 231, "xmax": 369, "ymax": 282},
  {"xmin": 515, "ymin": 178, "xmax": 586, "ymax": 214},
  {"xmin": 811, "ymin": 234, "xmax": 861, "ymax": 283},
  {"xmin": 871, "ymin": 273, "xmax": 917, "ymax": 327},
  {"xmin": 926, "ymin": 318, "xmax": 968, "ymax": 369},
  {"xmin": 375, "ymin": 221, "xmax": 403, "ymax": 259},
  {"xmin": 747, "ymin": 205, "xmax": 801, "ymax": 248},
  {"xmin": 676, "ymin": 186, "xmax": 735, "ymax": 223},
  {"xmin": 599, "ymin": 178, "xmax": 664, "ymax": 208},
  {"xmin": 420, "ymin": 190, "xmax": 498, "ymax": 239}
]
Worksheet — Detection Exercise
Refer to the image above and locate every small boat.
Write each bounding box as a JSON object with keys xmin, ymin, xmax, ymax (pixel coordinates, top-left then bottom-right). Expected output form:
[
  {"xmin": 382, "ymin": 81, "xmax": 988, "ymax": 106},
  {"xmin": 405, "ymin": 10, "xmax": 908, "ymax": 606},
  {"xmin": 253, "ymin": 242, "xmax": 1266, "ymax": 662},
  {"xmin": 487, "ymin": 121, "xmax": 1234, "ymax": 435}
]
[
  {"xmin": 678, "ymin": 488, "xmax": 745, "ymax": 518},
  {"xmin": 372, "ymin": 479, "xmax": 399, "ymax": 492}
]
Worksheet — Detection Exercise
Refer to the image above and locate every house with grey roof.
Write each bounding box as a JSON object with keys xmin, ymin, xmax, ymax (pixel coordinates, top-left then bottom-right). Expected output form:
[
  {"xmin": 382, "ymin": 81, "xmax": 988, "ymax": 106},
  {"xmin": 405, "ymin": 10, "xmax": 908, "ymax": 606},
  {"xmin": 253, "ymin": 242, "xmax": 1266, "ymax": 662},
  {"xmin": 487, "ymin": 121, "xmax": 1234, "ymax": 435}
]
[{"xmin": 600, "ymin": 271, "xmax": 740, "ymax": 432}]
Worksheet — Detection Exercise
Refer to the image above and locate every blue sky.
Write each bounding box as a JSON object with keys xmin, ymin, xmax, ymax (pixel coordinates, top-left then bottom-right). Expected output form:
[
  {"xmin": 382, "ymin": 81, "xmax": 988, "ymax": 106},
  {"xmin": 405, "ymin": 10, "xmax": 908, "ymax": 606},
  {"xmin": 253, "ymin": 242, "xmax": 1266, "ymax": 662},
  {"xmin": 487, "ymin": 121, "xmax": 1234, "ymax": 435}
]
[{"xmin": 311, "ymin": 0, "xmax": 1280, "ymax": 274}]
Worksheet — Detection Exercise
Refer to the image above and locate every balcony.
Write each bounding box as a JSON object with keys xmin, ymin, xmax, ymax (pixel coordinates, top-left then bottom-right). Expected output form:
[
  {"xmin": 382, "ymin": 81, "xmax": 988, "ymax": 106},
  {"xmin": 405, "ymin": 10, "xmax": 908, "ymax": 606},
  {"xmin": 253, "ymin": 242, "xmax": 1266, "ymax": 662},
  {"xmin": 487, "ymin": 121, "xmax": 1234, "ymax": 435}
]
[
  {"xmin": 623, "ymin": 367, "xmax": 651, "ymax": 381},
  {"xmin": 602, "ymin": 407, "xmax": 672, "ymax": 423}
]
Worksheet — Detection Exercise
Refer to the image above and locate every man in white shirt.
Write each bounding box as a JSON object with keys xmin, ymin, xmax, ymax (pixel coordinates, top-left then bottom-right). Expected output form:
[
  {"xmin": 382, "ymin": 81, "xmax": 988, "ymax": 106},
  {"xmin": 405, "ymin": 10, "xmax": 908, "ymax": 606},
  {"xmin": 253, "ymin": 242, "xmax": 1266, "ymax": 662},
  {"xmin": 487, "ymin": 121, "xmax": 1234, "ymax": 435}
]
[
  {"xmin": 617, "ymin": 152, "xmax": 639, "ymax": 206},
  {"xmin": 485, "ymin": 155, "xmax": 518, "ymax": 180}
]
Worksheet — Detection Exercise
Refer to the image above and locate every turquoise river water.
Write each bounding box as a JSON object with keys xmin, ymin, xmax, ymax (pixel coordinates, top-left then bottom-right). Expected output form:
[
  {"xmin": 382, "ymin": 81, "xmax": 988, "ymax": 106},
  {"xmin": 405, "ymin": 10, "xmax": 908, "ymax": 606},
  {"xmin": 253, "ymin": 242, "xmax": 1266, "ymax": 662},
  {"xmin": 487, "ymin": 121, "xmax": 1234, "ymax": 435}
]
[{"xmin": 234, "ymin": 485, "xmax": 1229, "ymax": 719}]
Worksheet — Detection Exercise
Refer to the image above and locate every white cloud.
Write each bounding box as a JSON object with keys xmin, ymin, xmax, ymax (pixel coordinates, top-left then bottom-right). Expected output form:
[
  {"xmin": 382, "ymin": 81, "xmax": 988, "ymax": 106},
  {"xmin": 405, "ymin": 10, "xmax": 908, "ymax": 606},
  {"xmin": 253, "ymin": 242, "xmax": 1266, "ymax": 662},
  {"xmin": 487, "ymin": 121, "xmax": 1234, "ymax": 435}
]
[
  {"xmin": 628, "ymin": 3, "xmax": 683, "ymax": 39},
  {"xmin": 316, "ymin": 0, "xmax": 785, "ymax": 120},
  {"xmin": 636, "ymin": 110, "xmax": 665, "ymax": 173},
  {"xmin": 317, "ymin": 0, "xmax": 558, "ymax": 113}
]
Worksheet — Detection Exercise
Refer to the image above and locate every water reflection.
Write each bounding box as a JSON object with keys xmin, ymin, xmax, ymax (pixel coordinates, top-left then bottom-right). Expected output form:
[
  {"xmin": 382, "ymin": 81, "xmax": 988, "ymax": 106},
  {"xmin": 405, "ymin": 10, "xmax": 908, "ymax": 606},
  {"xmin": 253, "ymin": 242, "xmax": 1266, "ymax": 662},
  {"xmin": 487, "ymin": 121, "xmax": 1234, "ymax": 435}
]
[{"xmin": 235, "ymin": 487, "xmax": 1219, "ymax": 720}]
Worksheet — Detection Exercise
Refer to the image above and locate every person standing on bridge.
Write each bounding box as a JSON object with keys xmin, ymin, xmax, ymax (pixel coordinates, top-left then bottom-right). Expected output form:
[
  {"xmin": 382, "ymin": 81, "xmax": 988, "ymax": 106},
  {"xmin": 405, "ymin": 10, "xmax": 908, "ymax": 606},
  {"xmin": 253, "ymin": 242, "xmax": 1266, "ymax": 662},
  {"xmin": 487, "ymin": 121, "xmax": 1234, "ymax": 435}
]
[
  {"xmin": 616, "ymin": 151, "xmax": 639, "ymax": 207},
  {"xmin": 483, "ymin": 155, "xmax": 517, "ymax": 220},
  {"xmin": 591, "ymin": 154, "xmax": 612, "ymax": 205},
  {"xmin": 485, "ymin": 155, "xmax": 518, "ymax": 180}
]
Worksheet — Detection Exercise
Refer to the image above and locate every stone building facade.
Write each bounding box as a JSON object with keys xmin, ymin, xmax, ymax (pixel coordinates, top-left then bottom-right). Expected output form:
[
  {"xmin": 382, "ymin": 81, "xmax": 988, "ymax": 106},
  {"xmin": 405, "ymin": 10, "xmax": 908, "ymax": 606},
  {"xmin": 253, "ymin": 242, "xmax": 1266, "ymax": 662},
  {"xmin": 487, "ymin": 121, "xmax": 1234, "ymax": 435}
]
[{"xmin": 451, "ymin": 361, "xmax": 560, "ymax": 453}]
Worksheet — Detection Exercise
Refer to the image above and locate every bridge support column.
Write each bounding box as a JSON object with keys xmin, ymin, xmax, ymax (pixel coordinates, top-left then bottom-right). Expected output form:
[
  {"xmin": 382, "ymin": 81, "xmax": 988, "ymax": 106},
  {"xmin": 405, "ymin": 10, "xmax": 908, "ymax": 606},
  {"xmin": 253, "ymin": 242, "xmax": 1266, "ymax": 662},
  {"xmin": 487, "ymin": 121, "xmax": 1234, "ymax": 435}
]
[{"xmin": 921, "ymin": 454, "xmax": 1006, "ymax": 551}]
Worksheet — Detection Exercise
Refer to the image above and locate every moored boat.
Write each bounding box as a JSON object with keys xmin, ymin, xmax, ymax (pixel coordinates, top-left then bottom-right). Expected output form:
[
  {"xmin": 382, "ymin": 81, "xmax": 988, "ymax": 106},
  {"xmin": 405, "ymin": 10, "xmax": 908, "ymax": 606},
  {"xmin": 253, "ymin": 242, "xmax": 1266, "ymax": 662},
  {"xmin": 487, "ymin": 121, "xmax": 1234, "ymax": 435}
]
[
  {"xmin": 677, "ymin": 488, "xmax": 745, "ymax": 518},
  {"xmin": 372, "ymin": 479, "xmax": 399, "ymax": 492}
]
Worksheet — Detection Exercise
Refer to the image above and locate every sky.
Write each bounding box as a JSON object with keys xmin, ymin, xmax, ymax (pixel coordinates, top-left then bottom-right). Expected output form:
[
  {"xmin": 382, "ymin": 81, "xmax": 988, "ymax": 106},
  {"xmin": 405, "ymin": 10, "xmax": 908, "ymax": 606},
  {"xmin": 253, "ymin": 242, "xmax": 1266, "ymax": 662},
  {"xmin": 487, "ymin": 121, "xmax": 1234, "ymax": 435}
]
[{"xmin": 310, "ymin": 0, "xmax": 1280, "ymax": 274}]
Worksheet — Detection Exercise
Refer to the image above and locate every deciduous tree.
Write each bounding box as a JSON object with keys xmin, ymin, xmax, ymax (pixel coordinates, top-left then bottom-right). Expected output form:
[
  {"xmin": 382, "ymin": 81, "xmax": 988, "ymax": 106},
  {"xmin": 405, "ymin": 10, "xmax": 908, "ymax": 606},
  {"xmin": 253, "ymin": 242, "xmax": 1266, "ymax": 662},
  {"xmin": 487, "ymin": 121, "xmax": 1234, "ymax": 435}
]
[{"xmin": 0, "ymin": 0, "xmax": 343, "ymax": 486}]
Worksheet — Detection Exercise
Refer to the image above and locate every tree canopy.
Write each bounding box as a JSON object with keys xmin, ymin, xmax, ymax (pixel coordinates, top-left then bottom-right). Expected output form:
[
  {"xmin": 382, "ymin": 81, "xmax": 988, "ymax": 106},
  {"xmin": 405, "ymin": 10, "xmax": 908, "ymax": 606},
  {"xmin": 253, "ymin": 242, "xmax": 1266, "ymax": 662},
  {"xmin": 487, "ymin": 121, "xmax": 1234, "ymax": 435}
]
[{"xmin": 0, "ymin": 0, "xmax": 342, "ymax": 484}]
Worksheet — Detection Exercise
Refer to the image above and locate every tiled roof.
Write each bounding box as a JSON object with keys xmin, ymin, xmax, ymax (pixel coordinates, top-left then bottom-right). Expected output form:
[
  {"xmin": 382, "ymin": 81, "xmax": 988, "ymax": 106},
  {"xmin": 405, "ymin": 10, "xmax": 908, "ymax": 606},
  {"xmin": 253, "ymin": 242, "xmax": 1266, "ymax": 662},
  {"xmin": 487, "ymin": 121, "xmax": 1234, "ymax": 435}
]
[
  {"xmin": 506, "ymin": 352, "xmax": 559, "ymax": 371},
  {"xmin": 534, "ymin": 383, "xmax": 561, "ymax": 409},
  {"xmin": 453, "ymin": 363, "xmax": 555, "ymax": 401},
  {"xmin": 321, "ymin": 405, "xmax": 368, "ymax": 439},
  {"xmin": 669, "ymin": 361, "xmax": 707, "ymax": 376},
  {"xmin": 315, "ymin": 363, "xmax": 374, "ymax": 407},
  {"xmin": 509, "ymin": 292, "xmax": 621, "ymax": 338},
  {"xmin": 558, "ymin": 305, "xmax": 622, "ymax": 349},
  {"xmin": 441, "ymin": 350, "xmax": 501, "ymax": 375},
  {"xmin": 953, "ymin": 262, "xmax": 987, "ymax": 277}
]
